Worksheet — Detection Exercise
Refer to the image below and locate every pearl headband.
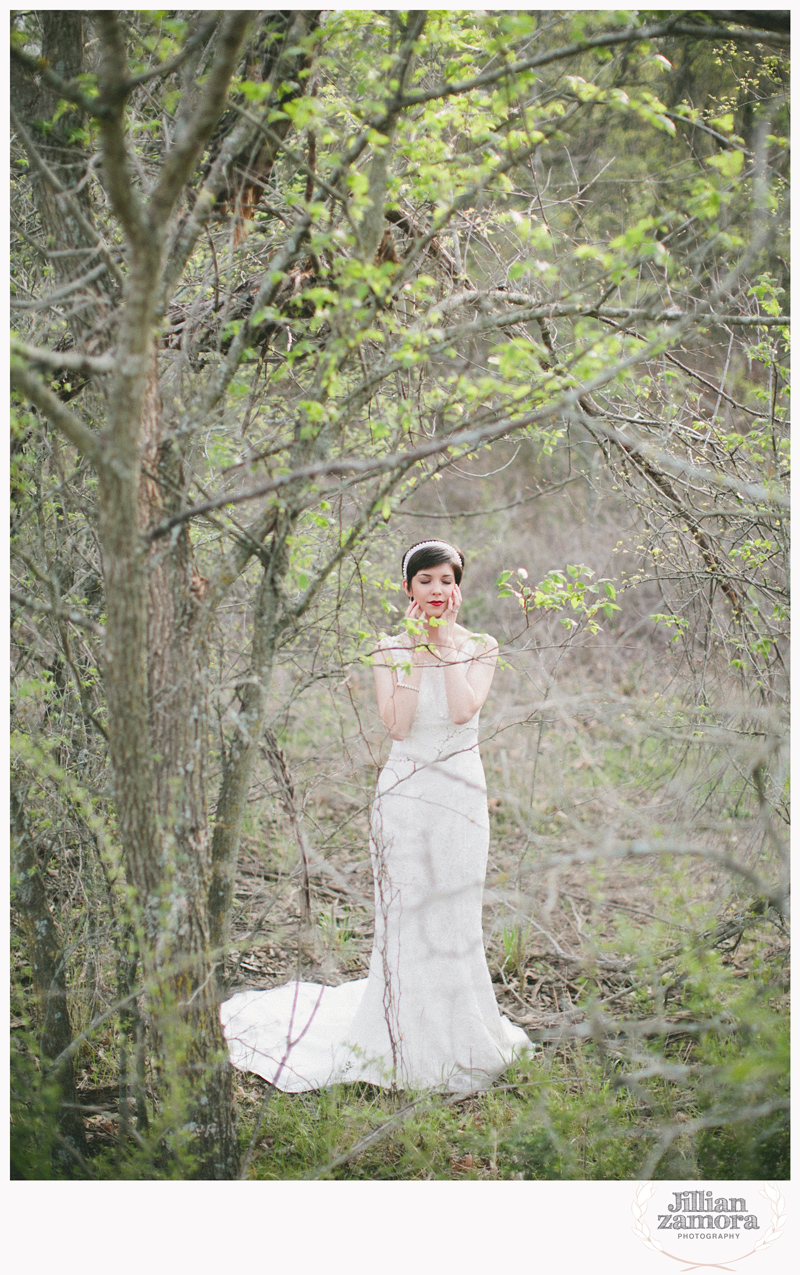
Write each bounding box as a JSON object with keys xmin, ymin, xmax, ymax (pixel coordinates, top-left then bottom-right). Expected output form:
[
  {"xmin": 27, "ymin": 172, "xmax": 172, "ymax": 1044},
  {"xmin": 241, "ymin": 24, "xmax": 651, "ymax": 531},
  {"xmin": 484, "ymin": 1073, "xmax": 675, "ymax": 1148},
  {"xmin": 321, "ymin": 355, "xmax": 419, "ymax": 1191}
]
[{"xmin": 402, "ymin": 540, "xmax": 460, "ymax": 581}]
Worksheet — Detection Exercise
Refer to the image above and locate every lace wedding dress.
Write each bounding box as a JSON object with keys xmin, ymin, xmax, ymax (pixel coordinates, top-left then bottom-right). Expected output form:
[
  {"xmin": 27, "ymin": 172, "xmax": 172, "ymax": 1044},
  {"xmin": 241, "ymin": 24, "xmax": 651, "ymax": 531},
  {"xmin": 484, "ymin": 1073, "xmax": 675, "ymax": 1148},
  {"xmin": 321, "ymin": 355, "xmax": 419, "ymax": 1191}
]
[{"xmin": 221, "ymin": 634, "xmax": 530, "ymax": 1093}]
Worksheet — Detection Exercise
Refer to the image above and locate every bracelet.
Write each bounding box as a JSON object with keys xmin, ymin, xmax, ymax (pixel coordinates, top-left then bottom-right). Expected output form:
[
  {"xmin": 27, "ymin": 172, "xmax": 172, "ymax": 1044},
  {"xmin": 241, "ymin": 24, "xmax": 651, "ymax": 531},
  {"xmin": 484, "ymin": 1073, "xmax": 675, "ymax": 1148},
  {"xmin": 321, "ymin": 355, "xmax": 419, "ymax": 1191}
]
[{"xmin": 397, "ymin": 681, "xmax": 419, "ymax": 693}]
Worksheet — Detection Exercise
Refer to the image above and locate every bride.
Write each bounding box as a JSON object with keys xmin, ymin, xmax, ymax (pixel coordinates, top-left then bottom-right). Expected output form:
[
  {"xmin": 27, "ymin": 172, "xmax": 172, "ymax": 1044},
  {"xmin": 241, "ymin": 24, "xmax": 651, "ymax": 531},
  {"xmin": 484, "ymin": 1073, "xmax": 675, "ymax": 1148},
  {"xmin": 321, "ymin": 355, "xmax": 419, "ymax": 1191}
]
[{"xmin": 221, "ymin": 539, "xmax": 530, "ymax": 1092}]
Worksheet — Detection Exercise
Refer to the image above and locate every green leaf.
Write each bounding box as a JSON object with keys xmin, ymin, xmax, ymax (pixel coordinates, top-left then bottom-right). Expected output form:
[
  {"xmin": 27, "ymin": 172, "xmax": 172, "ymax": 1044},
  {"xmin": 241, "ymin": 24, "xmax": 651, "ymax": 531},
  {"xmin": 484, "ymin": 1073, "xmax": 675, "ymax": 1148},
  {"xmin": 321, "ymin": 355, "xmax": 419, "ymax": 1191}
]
[
  {"xmin": 239, "ymin": 79, "xmax": 273, "ymax": 104},
  {"xmin": 706, "ymin": 150, "xmax": 744, "ymax": 180}
]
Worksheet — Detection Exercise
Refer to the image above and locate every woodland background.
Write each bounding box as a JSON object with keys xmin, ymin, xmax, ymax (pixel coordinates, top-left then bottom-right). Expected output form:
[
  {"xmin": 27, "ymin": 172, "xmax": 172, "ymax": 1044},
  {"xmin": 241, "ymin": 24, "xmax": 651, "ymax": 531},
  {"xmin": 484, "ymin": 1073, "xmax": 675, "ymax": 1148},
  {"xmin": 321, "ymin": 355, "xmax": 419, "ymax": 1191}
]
[{"xmin": 9, "ymin": 8, "xmax": 789, "ymax": 1180}]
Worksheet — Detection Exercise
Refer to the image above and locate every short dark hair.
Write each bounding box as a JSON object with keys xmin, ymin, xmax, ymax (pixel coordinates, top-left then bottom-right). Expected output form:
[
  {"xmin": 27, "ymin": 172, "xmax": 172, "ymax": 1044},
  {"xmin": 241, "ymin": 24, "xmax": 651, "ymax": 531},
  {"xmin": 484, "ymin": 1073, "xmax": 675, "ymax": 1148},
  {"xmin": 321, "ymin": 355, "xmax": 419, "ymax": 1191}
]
[{"xmin": 402, "ymin": 542, "xmax": 464, "ymax": 586}]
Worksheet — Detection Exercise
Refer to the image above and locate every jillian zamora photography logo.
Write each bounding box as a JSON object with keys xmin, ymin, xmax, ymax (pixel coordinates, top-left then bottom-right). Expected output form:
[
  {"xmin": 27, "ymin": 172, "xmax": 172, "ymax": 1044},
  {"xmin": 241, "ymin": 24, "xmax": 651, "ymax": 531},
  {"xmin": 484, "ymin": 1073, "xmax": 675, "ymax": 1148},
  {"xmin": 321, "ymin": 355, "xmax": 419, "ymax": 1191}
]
[{"xmin": 631, "ymin": 1183, "xmax": 786, "ymax": 1268}]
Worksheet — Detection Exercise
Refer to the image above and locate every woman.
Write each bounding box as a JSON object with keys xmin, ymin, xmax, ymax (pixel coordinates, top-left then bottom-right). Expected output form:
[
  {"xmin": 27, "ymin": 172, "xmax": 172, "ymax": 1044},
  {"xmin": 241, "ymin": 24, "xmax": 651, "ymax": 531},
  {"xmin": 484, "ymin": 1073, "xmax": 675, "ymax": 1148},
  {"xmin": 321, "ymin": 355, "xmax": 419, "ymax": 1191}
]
[{"xmin": 221, "ymin": 540, "xmax": 530, "ymax": 1092}]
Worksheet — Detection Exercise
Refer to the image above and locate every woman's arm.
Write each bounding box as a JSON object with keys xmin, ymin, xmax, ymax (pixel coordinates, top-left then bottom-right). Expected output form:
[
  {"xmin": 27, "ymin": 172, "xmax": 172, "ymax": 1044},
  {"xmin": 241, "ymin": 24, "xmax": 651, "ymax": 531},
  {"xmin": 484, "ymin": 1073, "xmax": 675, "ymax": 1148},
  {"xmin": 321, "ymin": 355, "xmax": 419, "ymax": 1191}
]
[
  {"xmin": 441, "ymin": 634, "xmax": 498, "ymax": 724},
  {"xmin": 373, "ymin": 638, "xmax": 422, "ymax": 741},
  {"xmin": 429, "ymin": 582, "xmax": 498, "ymax": 724}
]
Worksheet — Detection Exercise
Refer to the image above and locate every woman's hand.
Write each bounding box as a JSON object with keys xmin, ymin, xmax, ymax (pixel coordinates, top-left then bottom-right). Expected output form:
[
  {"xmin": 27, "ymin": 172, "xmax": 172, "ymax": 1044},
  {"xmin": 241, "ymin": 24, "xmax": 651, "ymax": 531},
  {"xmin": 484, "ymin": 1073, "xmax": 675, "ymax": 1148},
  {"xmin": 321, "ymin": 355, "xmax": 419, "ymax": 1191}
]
[
  {"xmin": 404, "ymin": 598, "xmax": 427, "ymax": 662},
  {"xmin": 404, "ymin": 598, "xmax": 424, "ymax": 623},
  {"xmin": 430, "ymin": 584, "xmax": 461, "ymax": 652}
]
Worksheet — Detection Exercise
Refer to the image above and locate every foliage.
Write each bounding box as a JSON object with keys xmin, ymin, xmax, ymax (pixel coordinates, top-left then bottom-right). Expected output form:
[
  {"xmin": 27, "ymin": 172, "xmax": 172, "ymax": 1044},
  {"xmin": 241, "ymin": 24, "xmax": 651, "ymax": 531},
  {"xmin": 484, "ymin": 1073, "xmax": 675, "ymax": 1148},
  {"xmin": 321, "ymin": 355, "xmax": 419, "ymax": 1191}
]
[{"xmin": 10, "ymin": 1038, "xmax": 61, "ymax": 1180}]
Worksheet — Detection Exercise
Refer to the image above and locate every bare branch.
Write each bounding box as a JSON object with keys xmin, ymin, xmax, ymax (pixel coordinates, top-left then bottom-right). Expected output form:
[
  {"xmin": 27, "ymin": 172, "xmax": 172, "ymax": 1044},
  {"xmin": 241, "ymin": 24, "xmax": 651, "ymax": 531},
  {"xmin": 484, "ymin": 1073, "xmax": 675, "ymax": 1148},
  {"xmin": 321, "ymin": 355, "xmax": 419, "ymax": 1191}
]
[
  {"xmin": 9, "ymin": 104, "xmax": 125, "ymax": 289},
  {"xmin": 10, "ymin": 41, "xmax": 110, "ymax": 117},
  {"xmin": 154, "ymin": 228, "xmax": 788, "ymax": 541},
  {"xmin": 11, "ymin": 341, "xmax": 116, "ymax": 376},
  {"xmin": 548, "ymin": 841, "xmax": 787, "ymax": 914},
  {"xmin": 11, "ymin": 361, "xmax": 104, "ymax": 467},
  {"xmin": 124, "ymin": 15, "xmax": 220, "ymax": 89},
  {"xmin": 396, "ymin": 16, "xmax": 788, "ymax": 110},
  {"xmin": 11, "ymin": 590, "xmax": 105, "ymax": 639},
  {"xmin": 664, "ymin": 109, "xmax": 754, "ymax": 157},
  {"xmin": 670, "ymin": 20, "xmax": 789, "ymax": 44},
  {"xmin": 339, "ymin": 299, "xmax": 789, "ymax": 421},
  {"xmin": 148, "ymin": 11, "xmax": 251, "ymax": 228},
  {"xmin": 200, "ymin": 211, "xmax": 314, "ymax": 416},
  {"xmin": 94, "ymin": 12, "xmax": 149, "ymax": 248},
  {"xmin": 162, "ymin": 11, "xmax": 321, "ymax": 302},
  {"xmin": 574, "ymin": 411, "xmax": 787, "ymax": 511},
  {"xmin": 148, "ymin": 355, "xmax": 789, "ymax": 541},
  {"xmin": 510, "ymin": 297, "xmax": 789, "ymax": 332},
  {"xmin": 161, "ymin": 111, "xmax": 262, "ymax": 304},
  {"xmin": 11, "ymin": 261, "xmax": 110, "ymax": 310},
  {"xmin": 286, "ymin": 461, "xmax": 419, "ymax": 626}
]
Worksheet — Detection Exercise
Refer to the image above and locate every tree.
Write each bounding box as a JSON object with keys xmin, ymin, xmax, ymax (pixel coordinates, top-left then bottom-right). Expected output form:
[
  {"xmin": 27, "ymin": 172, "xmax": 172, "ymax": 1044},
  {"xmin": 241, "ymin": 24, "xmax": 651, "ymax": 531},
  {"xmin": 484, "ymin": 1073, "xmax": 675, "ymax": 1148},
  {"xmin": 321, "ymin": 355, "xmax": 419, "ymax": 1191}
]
[{"xmin": 10, "ymin": 10, "xmax": 788, "ymax": 1179}]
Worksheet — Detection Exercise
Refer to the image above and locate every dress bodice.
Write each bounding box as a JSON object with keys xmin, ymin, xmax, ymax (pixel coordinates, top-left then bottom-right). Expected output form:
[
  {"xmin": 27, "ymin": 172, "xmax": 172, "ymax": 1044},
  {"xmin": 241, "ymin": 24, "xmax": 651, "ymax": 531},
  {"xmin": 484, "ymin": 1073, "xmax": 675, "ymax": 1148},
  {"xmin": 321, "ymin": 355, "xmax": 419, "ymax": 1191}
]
[{"xmin": 380, "ymin": 634, "xmax": 481, "ymax": 765}]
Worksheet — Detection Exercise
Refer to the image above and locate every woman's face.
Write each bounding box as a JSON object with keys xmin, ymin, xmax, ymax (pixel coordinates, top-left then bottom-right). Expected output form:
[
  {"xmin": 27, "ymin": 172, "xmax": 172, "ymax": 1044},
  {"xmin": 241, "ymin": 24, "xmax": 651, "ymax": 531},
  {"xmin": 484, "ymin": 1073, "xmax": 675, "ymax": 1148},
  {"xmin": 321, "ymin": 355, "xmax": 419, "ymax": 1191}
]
[{"xmin": 404, "ymin": 561, "xmax": 458, "ymax": 617}]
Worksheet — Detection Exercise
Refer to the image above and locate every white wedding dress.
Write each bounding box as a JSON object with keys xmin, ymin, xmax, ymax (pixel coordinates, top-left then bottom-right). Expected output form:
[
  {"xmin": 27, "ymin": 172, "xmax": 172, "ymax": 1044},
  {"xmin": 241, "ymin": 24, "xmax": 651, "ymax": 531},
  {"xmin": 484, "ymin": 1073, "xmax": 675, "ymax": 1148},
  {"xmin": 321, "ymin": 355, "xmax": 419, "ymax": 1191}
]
[{"xmin": 221, "ymin": 634, "xmax": 530, "ymax": 1093}]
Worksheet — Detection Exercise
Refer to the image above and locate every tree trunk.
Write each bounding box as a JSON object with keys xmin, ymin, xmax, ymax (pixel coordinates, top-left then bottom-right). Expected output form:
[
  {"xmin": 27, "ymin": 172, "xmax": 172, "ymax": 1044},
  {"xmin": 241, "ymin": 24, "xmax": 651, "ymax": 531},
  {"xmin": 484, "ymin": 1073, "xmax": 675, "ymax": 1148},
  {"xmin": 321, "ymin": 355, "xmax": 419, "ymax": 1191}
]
[
  {"xmin": 87, "ymin": 7, "xmax": 252, "ymax": 1179},
  {"xmin": 135, "ymin": 364, "xmax": 242, "ymax": 1177},
  {"xmin": 10, "ymin": 10, "xmax": 119, "ymax": 340},
  {"xmin": 95, "ymin": 393, "xmax": 242, "ymax": 1173}
]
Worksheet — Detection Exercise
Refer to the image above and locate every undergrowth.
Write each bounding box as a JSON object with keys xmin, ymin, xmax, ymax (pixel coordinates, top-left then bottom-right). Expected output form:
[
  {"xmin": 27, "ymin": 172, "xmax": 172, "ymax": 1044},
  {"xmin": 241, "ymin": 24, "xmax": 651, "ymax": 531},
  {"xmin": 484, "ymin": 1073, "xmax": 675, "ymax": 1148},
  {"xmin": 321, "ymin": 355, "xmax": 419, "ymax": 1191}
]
[
  {"xmin": 236, "ymin": 1015, "xmax": 789, "ymax": 1181},
  {"xmin": 12, "ymin": 937, "xmax": 788, "ymax": 1181}
]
